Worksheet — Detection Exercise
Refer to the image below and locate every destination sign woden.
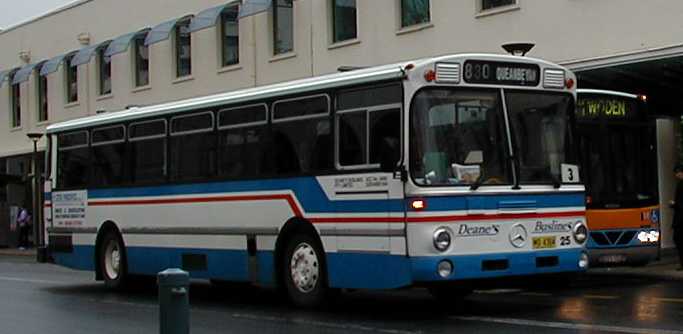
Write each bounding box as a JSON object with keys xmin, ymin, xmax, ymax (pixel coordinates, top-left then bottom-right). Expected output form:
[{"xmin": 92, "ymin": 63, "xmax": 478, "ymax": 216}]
[
  {"xmin": 463, "ymin": 60, "xmax": 540, "ymax": 86},
  {"xmin": 577, "ymin": 97, "xmax": 637, "ymax": 119}
]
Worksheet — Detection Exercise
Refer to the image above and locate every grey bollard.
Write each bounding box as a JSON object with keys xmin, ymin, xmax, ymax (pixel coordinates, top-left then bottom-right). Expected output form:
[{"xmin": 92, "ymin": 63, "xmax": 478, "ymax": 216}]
[{"xmin": 158, "ymin": 269, "xmax": 190, "ymax": 334}]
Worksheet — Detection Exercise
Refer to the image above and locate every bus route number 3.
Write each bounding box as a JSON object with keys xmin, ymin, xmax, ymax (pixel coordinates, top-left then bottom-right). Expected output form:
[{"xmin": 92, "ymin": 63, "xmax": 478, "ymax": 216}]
[{"xmin": 561, "ymin": 164, "xmax": 580, "ymax": 184}]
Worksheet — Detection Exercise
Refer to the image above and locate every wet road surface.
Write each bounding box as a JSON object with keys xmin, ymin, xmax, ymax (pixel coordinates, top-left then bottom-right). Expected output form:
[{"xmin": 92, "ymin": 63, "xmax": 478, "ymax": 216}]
[{"xmin": 1, "ymin": 256, "xmax": 683, "ymax": 334}]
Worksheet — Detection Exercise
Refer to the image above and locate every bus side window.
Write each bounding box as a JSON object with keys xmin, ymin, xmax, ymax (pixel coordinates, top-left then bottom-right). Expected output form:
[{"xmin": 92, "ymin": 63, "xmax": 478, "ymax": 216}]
[
  {"xmin": 91, "ymin": 125, "xmax": 126, "ymax": 187},
  {"xmin": 129, "ymin": 120, "xmax": 167, "ymax": 184},
  {"xmin": 336, "ymin": 83, "xmax": 402, "ymax": 169},
  {"xmin": 217, "ymin": 104, "xmax": 268, "ymax": 179},
  {"xmin": 272, "ymin": 95, "xmax": 332, "ymax": 176},
  {"xmin": 57, "ymin": 131, "xmax": 89, "ymax": 189},
  {"xmin": 169, "ymin": 112, "xmax": 216, "ymax": 181}
]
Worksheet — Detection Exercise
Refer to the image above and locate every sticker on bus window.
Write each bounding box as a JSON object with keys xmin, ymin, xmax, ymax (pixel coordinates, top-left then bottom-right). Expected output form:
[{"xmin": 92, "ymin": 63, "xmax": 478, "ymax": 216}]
[{"xmin": 561, "ymin": 164, "xmax": 580, "ymax": 184}]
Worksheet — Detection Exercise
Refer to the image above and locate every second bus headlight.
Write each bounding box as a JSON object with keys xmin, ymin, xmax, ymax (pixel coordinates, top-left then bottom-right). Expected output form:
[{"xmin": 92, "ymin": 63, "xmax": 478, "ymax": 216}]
[
  {"xmin": 573, "ymin": 223, "xmax": 588, "ymax": 244},
  {"xmin": 433, "ymin": 227, "xmax": 453, "ymax": 252}
]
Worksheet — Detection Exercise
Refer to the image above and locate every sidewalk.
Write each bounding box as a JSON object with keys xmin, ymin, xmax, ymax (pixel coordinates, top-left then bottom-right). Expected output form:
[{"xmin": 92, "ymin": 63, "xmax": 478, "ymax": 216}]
[
  {"xmin": 589, "ymin": 248, "xmax": 683, "ymax": 281},
  {"xmin": 0, "ymin": 247, "xmax": 37, "ymax": 257}
]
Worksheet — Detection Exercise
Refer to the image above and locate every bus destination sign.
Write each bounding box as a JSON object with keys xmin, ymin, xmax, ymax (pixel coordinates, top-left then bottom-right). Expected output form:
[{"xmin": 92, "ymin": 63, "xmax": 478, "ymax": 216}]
[
  {"xmin": 577, "ymin": 97, "xmax": 635, "ymax": 119},
  {"xmin": 463, "ymin": 60, "xmax": 540, "ymax": 86}
]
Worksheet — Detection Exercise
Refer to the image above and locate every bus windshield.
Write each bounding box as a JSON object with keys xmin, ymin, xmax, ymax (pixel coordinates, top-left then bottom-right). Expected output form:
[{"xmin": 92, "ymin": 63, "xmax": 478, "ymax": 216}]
[
  {"xmin": 410, "ymin": 88, "xmax": 576, "ymax": 187},
  {"xmin": 506, "ymin": 91, "xmax": 577, "ymax": 184}
]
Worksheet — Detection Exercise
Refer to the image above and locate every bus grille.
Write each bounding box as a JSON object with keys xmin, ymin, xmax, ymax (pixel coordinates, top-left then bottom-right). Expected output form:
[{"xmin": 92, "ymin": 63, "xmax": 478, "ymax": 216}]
[{"xmin": 590, "ymin": 230, "xmax": 638, "ymax": 246}]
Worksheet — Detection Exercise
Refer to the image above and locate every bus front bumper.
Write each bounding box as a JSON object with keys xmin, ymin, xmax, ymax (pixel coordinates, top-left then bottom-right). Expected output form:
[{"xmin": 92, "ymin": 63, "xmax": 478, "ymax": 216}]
[
  {"xmin": 410, "ymin": 248, "xmax": 587, "ymax": 282},
  {"xmin": 588, "ymin": 245, "xmax": 659, "ymax": 267}
]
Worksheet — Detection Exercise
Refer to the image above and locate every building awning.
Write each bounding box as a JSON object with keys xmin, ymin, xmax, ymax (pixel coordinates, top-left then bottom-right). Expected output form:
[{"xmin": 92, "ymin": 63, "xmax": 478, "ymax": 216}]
[
  {"xmin": 189, "ymin": 1, "xmax": 240, "ymax": 32},
  {"xmin": 105, "ymin": 29, "xmax": 150, "ymax": 57},
  {"xmin": 238, "ymin": 0, "xmax": 272, "ymax": 19},
  {"xmin": 40, "ymin": 53, "xmax": 70, "ymax": 76},
  {"xmin": 145, "ymin": 15, "xmax": 193, "ymax": 46},
  {"xmin": 12, "ymin": 61, "xmax": 46, "ymax": 85},
  {"xmin": 71, "ymin": 40, "xmax": 111, "ymax": 67},
  {"xmin": 0, "ymin": 68, "xmax": 18, "ymax": 88}
]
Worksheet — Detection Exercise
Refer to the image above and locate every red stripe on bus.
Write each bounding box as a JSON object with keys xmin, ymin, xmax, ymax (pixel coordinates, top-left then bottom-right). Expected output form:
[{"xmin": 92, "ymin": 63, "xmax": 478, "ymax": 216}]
[{"xmin": 89, "ymin": 194, "xmax": 303, "ymax": 217}]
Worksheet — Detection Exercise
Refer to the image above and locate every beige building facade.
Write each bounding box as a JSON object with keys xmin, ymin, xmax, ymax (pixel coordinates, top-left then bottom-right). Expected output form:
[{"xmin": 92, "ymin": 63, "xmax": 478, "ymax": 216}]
[{"xmin": 0, "ymin": 0, "xmax": 682, "ymax": 246}]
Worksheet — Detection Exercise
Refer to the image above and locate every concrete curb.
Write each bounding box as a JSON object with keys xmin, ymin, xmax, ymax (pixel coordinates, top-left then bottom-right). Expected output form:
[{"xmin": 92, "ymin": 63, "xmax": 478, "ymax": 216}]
[{"xmin": 0, "ymin": 248, "xmax": 37, "ymax": 257}]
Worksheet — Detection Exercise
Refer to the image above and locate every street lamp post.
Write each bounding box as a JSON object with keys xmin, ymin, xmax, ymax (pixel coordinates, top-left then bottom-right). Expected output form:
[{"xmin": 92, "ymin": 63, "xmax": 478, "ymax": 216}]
[{"xmin": 27, "ymin": 132, "xmax": 44, "ymax": 263}]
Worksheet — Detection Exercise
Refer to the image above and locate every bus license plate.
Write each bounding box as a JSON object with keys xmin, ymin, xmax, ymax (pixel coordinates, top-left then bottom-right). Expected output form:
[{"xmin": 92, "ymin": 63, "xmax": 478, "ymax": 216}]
[{"xmin": 533, "ymin": 236, "xmax": 556, "ymax": 249}]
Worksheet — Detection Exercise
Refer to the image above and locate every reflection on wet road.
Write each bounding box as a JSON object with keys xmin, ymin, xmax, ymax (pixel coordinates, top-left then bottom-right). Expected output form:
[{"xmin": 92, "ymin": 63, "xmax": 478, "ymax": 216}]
[{"xmin": 2, "ymin": 256, "xmax": 683, "ymax": 334}]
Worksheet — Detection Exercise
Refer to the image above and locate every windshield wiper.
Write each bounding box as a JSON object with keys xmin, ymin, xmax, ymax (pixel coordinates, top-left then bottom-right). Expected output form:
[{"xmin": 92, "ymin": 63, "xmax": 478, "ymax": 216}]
[
  {"xmin": 551, "ymin": 175, "xmax": 562, "ymax": 189},
  {"xmin": 511, "ymin": 155, "xmax": 521, "ymax": 190}
]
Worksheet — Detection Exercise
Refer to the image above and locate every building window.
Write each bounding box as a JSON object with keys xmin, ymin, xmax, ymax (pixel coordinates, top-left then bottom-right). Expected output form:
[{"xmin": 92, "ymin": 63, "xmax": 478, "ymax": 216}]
[
  {"xmin": 400, "ymin": 0, "xmax": 430, "ymax": 27},
  {"xmin": 37, "ymin": 72, "xmax": 48, "ymax": 122},
  {"xmin": 221, "ymin": 6, "xmax": 239, "ymax": 67},
  {"xmin": 98, "ymin": 47, "xmax": 112, "ymax": 95},
  {"xmin": 10, "ymin": 81, "xmax": 20, "ymax": 128},
  {"xmin": 175, "ymin": 20, "xmax": 192, "ymax": 77},
  {"xmin": 332, "ymin": 0, "xmax": 357, "ymax": 43},
  {"xmin": 134, "ymin": 35, "xmax": 150, "ymax": 87},
  {"xmin": 481, "ymin": 0, "xmax": 516, "ymax": 11},
  {"xmin": 66, "ymin": 56, "xmax": 78, "ymax": 103},
  {"xmin": 273, "ymin": 0, "xmax": 294, "ymax": 55}
]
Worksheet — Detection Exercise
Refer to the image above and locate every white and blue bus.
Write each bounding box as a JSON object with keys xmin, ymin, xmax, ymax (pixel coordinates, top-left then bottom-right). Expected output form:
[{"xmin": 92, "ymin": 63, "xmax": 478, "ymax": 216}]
[{"xmin": 45, "ymin": 53, "xmax": 588, "ymax": 307}]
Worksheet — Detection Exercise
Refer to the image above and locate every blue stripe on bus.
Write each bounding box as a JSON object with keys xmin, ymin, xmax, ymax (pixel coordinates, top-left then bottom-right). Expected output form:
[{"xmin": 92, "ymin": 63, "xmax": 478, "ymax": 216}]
[
  {"xmin": 84, "ymin": 177, "xmax": 583, "ymax": 213},
  {"xmin": 409, "ymin": 193, "xmax": 585, "ymax": 211},
  {"xmin": 52, "ymin": 246, "xmax": 584, "ymax": 289}
]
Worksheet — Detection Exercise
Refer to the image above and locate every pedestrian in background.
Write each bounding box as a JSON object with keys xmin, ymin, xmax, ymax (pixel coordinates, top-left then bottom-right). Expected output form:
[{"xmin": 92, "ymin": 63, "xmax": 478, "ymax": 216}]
[
  {"xmin": 16, "ymin": 206, "xmax": 31, "ymax": 250},
  {"xmin": 672, "ymin": 165, "xmax": 683, "ymax": 271}
]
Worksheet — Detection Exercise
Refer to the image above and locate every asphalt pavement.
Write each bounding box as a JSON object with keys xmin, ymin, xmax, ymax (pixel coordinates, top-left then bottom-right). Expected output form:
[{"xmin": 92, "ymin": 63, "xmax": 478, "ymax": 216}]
[{"xmin": 0, "ymin": 253, "xmax": 682, "ymax": 334}]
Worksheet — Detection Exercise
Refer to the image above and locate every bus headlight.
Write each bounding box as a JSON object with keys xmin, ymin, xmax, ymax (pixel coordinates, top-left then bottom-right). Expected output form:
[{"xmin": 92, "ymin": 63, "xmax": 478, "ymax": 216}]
[
  {"xmin": 433, "ymin": 227, "xmax": 453, "ymax": 252},
  {"xmin": 637, "ymin": 230, "xmax": 660, "ymax": 244},
  {"xmin": 573, "ymin": 223, "xmax": 588, "ymax": 244}
]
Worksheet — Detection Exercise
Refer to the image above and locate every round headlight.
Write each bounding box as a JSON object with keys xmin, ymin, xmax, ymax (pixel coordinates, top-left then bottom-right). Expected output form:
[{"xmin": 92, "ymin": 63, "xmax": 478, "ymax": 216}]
[
  {"xmin": 573, "ymin": 223, "xmax": 588, "ymax": 244},
  {"xmin": 433, "ymin": 227, "xmax": 452, "ymax": 252}
]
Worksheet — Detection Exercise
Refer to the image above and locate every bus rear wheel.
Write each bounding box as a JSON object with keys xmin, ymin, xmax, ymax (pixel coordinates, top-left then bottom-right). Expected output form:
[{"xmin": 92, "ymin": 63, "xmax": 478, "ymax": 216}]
[
  {"xmin": 282, "ymin": 233, "xmax": 329, "ymax": 308},
  {"xmin": 99, "ymin": 231, "xmax": 128, "ymax": 289}
]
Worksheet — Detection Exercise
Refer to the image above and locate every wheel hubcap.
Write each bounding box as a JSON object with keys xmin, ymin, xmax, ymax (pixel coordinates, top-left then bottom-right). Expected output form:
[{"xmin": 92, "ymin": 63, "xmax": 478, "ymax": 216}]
[
  {"xmin": 289, "ymin": 243, "xmax": 319, "ymax": 293},
  {"xmin": 104, "ymin": 240, "xmax": 120, "ymax": 280}
]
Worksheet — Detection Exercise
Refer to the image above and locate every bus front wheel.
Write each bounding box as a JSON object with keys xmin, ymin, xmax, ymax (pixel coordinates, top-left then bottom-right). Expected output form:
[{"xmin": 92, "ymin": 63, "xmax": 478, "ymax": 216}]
[
  {"xmin": 99, "ymin": 231, "xmax": 128, "ymax": 289},
  {"xmin": 282, "ymin": 233, "xmax": 329, "ymax": 308}
]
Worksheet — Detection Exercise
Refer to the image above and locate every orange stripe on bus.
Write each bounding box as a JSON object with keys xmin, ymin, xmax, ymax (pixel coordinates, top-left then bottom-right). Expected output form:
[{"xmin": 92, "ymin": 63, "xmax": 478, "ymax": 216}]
[{"xmin": 586, "ymin": 206, "xmax": 659, "ymax": 230}]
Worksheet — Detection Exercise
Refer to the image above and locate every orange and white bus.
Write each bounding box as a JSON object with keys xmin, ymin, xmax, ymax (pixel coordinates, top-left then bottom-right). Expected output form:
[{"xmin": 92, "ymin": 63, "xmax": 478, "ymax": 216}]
[{"xmin": 577, "ymin": 89, "xmax": 660, "ymax": 266}]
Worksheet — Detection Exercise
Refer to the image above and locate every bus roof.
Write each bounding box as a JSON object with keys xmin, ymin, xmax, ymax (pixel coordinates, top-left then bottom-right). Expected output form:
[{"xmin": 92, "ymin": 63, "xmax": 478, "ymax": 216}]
[
  {"xmin": 47, "ymin": 53, "xmax": 569, "ymax": 134},
  {"xmin": 577, "ymin": 89, "xmax": 639, "ymax": 99}
]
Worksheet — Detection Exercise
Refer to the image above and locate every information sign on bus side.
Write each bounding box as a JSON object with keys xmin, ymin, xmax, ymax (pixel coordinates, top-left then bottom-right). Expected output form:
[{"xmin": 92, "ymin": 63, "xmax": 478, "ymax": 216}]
[
  {"xmin": 52, "ymin": 190, "xmax": 87, "ymax": 227},
  {"xmin": 463, "ymin": 60, "xmax": 540, "ymax": 86}
]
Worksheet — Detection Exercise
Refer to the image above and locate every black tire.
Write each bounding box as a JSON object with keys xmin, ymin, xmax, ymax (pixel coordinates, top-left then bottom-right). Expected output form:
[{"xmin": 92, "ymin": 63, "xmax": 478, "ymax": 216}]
[
  {"xmin": 282, "ymin": 233, "xmax": 329, "ymax": 308},
  {"xmin": 98, "ymin": 230, "xmax": 128, "ymax": 289}
]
